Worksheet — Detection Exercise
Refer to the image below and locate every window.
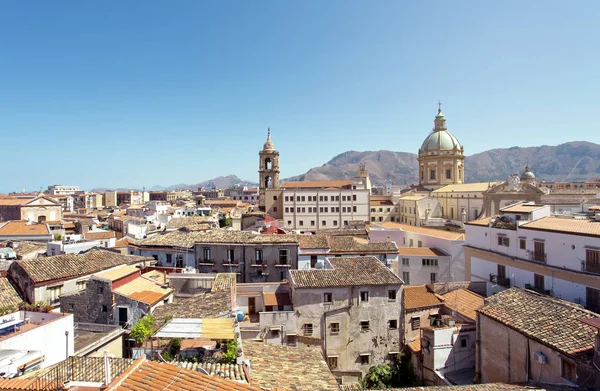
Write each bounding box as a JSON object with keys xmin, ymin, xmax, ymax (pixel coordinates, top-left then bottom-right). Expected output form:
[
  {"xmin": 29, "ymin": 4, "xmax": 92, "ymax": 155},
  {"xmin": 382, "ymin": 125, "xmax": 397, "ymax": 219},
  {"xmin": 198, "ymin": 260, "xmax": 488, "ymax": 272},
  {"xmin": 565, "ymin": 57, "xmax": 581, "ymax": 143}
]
[
  {"xmin": 586, "ymin": 287, "xmax": 600, "ymax": 312},
  {"xmin": 360, "ymin": 321, "xmax": 370, "ymax": 331},
  {"xmin": 360, "ymin": 291, "xmax": 369, "ymax": 302},
  {"xmin": 353, "ymin": 206, "xmax": 357, "ymax": 212},
  {"xmin": 497, "ymin": 236, "xmax": 509, "ymax": 246},
  {"xmin": 344, "ymin": 220, "xmax": 348, "ymax": 226},
  {"xmin": 446, "ymin": 169, "xmax": 451, "ymax": 179},
  {"xmin": 519, "ymin": 238, "xmax": 526, "ymax": 250},
  {"xmin": 273, "ymin": 196, "xmax": 277, "ymax": 201},
  {"xmin": 299, "ymin": 220, "xmax": 304, "ymax": 226},
  {"xmin": 77, "ymin": 281, "xmax": 86, "ymax": 291},
  {"xmin": 98, "ymin": 286, "xmax": 104, "ymax": 294},
  {"xmin": 330, "ymin": 323, "xmax": 340, "ymax": 334},
  {"xmin": 101, "ymin": 305, "xmax": 107, "ymax": 313},
  {"xmin": 311, "ymin": 220, "xmax": 315, "ymax": 226},
  {"xmin": 48, "ymin": 286, "xmax": 62, "ymax": 303},
  {"xmin": 388, "ymin": 319, "xmax": 398, "ymax": 329},
  {"xmin": 324, "ymin": 292, "xmax": 333, "ymax": 303},
  {"xmin": 460, "ymin": 337, "xmax": 468, "ymax": 348},
  {"xmin": 296, "ymin": 196, "xmax": 300, "ymax": 202},
  {"xmin": 534, "ymin": 241, "xmax": 545, "ymax": 261},
  {"xmin": 319, "ymin": 196, "xmax": 323, "ymax": 202},
  {"xmin": 287, "ymin": 221, "xmax": 292, "ymax": 225},
  {"xmin": 430, "ymin": 169, "xmax": 436, "ymax": 180},
  {"xmin": 353, "ymin": 195, "xmax": 357, "ymax": 201},
  {"xmin": 303, "ymin": 323, "xmax": 313, "ymax": 336},
  {"xmin": 534, "ymin": 274, "xmax": 545, "ymax": 290},
  {"xmin": 360, "ymin": 354, "xmax": 370, "ymax": 365},
  {"xmin": 388, "ymin": 290, "xmax": 397, "ymax": 301},
  {"xmin": 418, "ymin": 241, "xmax": 422, "ymax": 247},
  {"xmin": 166, "ymin": 254, "xmax": 172, "ymax": 263},
  {"xmin": 203, "ymin": 248, "xmax": 211, "ymax": 261},
  {"xmin": 322, "ymin": 220, "xmax": 326, "ymax": 226},
  {"xmin": 430, "ymin": 273, "xmax": 436, "ymax": 283},
  {"xmin": 585, "ymin": 249, "xmax": 600, "ymax": 274},
  {"xmin": 279, "ymin": 249, "xmax": 288, "ymax": 265},
  {"xmin": 497, "ymin": 264, "xmax": 506, "ymax": 279},
  {"xmin": 255, "ymin": 249, "xmax": 263, "ymax": 262},
  {"xmin": 411, "ymin": 317, "xmax": 420, "ymax": 330},
  {"xmin": 402, "ymin": 272, "xmax": 410, "ymax": 285},
  {"xmin": 327, "ymin": 356, "xmax": 338, "ymax": 370},
  {"xmin": 422, "ymin": 258, "xmax": 439, "ymax": 266},
  {"xmin": 409, "ymin": 239, "xmax": 414, "ymax": 247},
  {"xmin": 227, "ymin": 249, "xmax": 235, "ymax": 262},
  {"xmin": 371, "ymin": 217, "xmax": 376, "ymax": 222},
  {"xmin": 561, "ymin": 359, "xmax": 576, "ymax": 382}
]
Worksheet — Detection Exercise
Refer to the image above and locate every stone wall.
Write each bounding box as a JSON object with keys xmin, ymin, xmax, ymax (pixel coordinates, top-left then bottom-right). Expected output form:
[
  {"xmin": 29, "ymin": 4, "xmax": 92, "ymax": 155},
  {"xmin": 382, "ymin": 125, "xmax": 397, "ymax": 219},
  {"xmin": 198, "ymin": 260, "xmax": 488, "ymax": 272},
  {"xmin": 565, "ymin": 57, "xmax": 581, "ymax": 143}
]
[{"xmin": 60, "ymin": 279, "xmax": 113, "ymax": 324}]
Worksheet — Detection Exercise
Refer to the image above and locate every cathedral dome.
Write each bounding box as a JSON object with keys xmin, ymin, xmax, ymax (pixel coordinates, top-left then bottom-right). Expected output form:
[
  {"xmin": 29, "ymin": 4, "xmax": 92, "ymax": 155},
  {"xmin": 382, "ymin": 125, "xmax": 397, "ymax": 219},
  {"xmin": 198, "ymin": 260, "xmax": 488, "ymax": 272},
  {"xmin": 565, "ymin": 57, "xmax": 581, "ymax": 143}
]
[
  {"xmin": 419, "ymin": 108, "xmax": 463, "ymax": 154},
  {"xmin": 521, "ymin": 165, "xmax": 535, "ymax": 180},
  {"xmin": 420, "ymin": 129, "xmax": 462, "ymax": 151}
]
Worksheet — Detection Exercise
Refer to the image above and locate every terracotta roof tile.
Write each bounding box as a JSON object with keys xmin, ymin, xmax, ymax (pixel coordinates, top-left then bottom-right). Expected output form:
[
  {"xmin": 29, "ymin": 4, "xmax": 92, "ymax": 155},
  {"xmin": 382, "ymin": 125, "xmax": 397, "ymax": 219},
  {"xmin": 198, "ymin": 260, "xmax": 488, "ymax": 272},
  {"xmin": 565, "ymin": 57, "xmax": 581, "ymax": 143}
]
[
  {"xmin": 212, "ymin": 273, "xmax": 237, "ymax": 293},
  {"xmin": 440, "ymin": 288, "xmax": 484, "ymax": 322},
  {"xmin": 14, "ymin": 249, "xmax": 152, "ymax": 283},
  {"xmin": 0, "ymin": 277, "xmax": 22, "ymax": 309},
  {"xmin": 398, "ymin": 247, "xmax": 448, "ymax": 256},
  {"xmin": 109, "ymin": 360, "xmax": 262, "ymax": 391},
  {"xmin": 243, "ymin": 340, "xmax": 338, "ymax": 391},
  {"xmin": 169, "ymin": 361, "xmax": 248, "ymax": 383},
  {"xmin": 289, "ymin": 256, "xmax": 402, "ymax": 289},
  {"xmin": 403, "ymin": 285, "xmax": 443, "ymax": 310},
  {"xmin": 136, "ymin": 229, "xmax": 299, "ymax": 249},
  {"xmin": 0, "ymin": 221, "xmax": 51, "ymax": 237},
  {"xmin": 299, "ymin": 235, "xmax": 330, "ymax": 249},
  {"xmin": 478, "ymin": 288, "xmax": 600, "ymax": 356},
  {"xmin": 520, "ymin": 216, "xmax": 600, "ymax": 237},
  {"xmin": 153, "ymin": 291, "xmax": 232, "ymax": 324},
  {"xmin": 83, "ymin": 231, "xmax": 116, "ymax": 240}
]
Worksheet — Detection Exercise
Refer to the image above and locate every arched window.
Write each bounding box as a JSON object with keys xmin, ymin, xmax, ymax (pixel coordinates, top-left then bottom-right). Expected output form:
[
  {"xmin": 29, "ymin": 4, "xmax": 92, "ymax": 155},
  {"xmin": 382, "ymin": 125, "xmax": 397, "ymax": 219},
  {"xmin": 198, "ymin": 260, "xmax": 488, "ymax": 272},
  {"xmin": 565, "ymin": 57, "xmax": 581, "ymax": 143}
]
[{"xmin": 265, "ymin": 158, "xmax": 272, "ymax": 170}]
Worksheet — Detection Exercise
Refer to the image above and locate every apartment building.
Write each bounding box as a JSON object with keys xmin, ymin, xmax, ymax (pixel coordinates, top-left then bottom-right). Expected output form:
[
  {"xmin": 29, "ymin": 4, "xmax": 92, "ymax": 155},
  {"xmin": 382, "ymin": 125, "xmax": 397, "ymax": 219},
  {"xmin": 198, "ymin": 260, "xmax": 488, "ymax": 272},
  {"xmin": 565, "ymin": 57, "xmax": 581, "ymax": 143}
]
[
  {"xmin": 369, "ymin": 222, "xmax": 466, "ymax": 283},
  {"xmin": 47, "ymin": 185, "xmax": 80, "ymax": 195},
  {"xmin": 289, "ymin": 256, "xmax": 403, "ymax": 383},
  {"xmin": 465, "ymin": 202, "xmax": 600, "ymax": 309},
  {"xmin": 129, "ymin": 229, "xmax": 300, "ymax": 283},
  {"xmin": 477, "ymin": 288, "xmax": 599, "ymax": 388},
  {"xmin": 72, "ymin": 193, "xmax": 104, "ymax": 210}
]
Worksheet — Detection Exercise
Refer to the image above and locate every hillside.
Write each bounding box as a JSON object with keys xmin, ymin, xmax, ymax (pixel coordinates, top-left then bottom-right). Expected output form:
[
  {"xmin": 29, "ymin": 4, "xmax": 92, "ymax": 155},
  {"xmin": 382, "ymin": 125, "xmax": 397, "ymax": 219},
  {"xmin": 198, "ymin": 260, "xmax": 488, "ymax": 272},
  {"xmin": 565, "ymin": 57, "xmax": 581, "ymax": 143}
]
[{"xmin": 284, "ymin": 141, "xmax": 600, "ymax": 186}]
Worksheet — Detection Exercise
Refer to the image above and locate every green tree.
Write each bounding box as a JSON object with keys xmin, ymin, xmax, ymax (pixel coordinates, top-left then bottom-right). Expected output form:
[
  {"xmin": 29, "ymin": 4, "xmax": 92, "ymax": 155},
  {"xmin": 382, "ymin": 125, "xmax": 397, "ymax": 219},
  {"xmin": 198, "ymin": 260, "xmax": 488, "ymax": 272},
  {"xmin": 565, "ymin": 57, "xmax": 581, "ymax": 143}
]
[
  {"xmin": 221, "ymin": 339, "xmax": 238, "ymax": 364},
  {"xmin": 219, "ymin": 216, "xmax": 233, "ymax": 228},
  {"xmin": 130, "ymin": 314, "xmax": 156, "ymax": 345},
  {"xmin": 360, "ymin": 364, "xmax": 392, "ymax": 389}
]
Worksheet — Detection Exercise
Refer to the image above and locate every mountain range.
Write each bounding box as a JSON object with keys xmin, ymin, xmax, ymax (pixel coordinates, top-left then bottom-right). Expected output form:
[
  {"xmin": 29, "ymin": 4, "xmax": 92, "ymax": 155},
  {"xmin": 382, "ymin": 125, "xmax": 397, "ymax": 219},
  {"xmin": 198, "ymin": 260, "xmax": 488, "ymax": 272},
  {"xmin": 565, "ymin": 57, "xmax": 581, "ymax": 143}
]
[{"xmin": 92, "ymin": 141, "xmax": 600, "ymax": 191}]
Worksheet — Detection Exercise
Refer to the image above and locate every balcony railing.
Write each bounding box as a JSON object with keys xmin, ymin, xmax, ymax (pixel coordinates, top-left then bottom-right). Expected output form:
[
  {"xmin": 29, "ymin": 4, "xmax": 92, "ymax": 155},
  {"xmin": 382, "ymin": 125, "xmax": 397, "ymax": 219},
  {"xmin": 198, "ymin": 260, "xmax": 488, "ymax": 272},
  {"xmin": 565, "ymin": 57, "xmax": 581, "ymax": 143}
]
[
  {"xmin": 532, "ymin": 252, "xmax": 547, "ymax": 263},
  {"xmin": 223, "ymin": 260, "xmax": 240, "ymax": 267},
  {"xmin": 582, "ymin": 261, "xmax": 600, "ymax": 275},
  {"xmin": 197, "ymin": 260, "xmax": 215, "ymax": 266},
  {"xmin": 497, "ymin": 277, "xmax": 511, "ymax": 288},
  {"xmin": 524, "ymin": 283, "xmax": 551, "ymax": 295},
  {"xmin": 275, "ymin": 263, "xmax": 292, "ymax": 268}
]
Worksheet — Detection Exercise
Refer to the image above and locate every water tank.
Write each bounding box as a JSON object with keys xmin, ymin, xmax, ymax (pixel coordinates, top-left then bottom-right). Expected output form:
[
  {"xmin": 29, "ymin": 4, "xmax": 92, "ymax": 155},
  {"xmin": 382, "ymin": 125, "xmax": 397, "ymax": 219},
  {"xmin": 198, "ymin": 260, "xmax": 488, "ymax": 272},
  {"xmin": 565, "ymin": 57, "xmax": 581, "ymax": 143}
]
[{"xmin": 236, "ymin": 310, "xmax": 245, "ymax": 322}]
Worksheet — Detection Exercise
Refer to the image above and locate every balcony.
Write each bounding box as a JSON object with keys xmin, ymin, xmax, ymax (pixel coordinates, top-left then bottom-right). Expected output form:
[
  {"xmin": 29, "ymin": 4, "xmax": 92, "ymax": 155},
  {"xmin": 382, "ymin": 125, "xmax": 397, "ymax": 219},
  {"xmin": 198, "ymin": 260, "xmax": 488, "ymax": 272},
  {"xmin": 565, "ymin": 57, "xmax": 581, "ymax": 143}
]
[
  {"xmin": 222, "ymin": 261, "xmax": 240, "ymax": 267},
  {"xmin": 525, "ymin": 283, "xmax": 551, "ymax": 295},
  {"xmin": 197, "ymin": 260, "xmax": 215, "ymax": 266},
  {"xmin": 497, "ymin": 277, "xmax": 511, "ymax": 288},
  {"xmin": 582, "ymin": 261, "xmax": 600, "ymax": 275},
  {"xmin": 532, "ymin": 252, "xmax": 547, "ymax": 263},
  {"xmin": 275, "ymin": 263, "xmax": 292, "ymax": 268},
  {"xmin": 250, "ymin": 263, "xmax": 268, "ymax": 268}
]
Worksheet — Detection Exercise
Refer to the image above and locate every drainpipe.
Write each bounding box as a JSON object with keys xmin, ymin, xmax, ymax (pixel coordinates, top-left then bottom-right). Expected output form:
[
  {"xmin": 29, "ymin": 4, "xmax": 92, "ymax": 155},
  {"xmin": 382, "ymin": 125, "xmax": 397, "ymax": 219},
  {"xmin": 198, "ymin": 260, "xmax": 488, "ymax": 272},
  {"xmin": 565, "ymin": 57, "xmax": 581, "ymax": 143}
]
[{"xmin": 65, "ymin": 330, "xmax": 69, "ymax": 359}]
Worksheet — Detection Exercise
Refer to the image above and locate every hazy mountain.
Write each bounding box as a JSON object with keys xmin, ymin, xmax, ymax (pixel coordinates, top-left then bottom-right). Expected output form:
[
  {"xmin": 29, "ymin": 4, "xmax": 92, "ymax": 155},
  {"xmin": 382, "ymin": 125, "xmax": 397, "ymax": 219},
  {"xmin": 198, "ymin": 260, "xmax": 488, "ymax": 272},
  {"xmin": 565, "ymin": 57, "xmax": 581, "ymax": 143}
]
[
  {"xmin": 284, "ymin": 141, "xmax": 600, "ymax": 186},
  {"xmin": 91, "ymin": 175, "xmax": 258, "ymax": 193}
]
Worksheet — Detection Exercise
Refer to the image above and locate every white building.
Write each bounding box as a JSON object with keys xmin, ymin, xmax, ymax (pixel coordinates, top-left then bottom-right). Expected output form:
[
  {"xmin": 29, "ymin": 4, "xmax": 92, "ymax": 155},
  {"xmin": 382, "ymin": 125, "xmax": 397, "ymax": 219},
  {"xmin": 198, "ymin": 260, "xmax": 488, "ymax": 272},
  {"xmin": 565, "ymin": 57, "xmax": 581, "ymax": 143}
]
[
  {"xmin": 0, "ymin": 310, "xmax": 74, "ymax": 376},
  {"xmin": 465, "ymin": 202, "xmax": 600, "ymax": 310},
  {"xmin": 47, "ymin": 185, "xmax": 80, "ymax": 196},
  {"xmin": 369, "ymin": 222, "xmax": 467, "ymax": 283}
]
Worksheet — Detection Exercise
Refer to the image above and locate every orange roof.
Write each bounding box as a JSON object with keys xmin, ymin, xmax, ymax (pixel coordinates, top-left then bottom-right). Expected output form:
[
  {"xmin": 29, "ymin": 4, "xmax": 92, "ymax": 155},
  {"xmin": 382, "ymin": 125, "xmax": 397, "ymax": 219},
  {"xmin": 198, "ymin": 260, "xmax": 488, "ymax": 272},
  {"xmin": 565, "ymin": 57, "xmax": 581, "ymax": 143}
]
[
  {"xmin": 107, "ymin": 359, "xmax": 263, "ymax": 391},
  {"xmin": 500, "ymin": 203, "xmax": 544, "ymax": 214},
  {"xmin": 441, "ymin": 288, "xmax": 484, "ymax": 322},
  {"xmin": 589, "ymin": 205, "xmax": 600, "ymax": 212},
  {"xmin": 466, "ymin": 216, "xmax": 495, "ymax": 226},
  {"xmin": 520, "ymin": 216, "xmax": 600, "ymax": 237},
  {"xmin": 0, "ymin": 221, "xmax": 51, "ymax": 236},
  {"xmin": 375, "ymin": 222, "xmax": 465, "ymax": 240},
  {"xmin": 398, "ymin": 247, "xmax": 448, "ymax": 256},
  {"xmin": 84, "ymin": 231, "xmax": 116, "ymax": 240},
  {"xmin": 280, "ymin": 180, "xmax": 353, "ymax": 189},
  {"xmin": 370, "ymin": 200, "xmax": 394, "ymax": 206},
  {"xmin": 408, "ymin": 338, "xmax": 421, "ymax": 353},
  {"xmin": 0, "ymin": 198, "xmax": 26, "ymax": 206},
  {"xmin": 403, "ymin": 285, "xmax": 443, "ymax": 310}
]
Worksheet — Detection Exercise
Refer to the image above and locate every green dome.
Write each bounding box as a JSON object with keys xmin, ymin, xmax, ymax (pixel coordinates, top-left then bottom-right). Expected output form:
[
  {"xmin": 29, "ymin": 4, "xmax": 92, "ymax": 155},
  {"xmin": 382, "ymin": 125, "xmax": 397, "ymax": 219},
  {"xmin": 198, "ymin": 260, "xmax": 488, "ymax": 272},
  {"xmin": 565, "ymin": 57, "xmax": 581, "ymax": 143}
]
[{"xmin": 420, "ymin": 129, "xmax": 462, "ymax": 151}]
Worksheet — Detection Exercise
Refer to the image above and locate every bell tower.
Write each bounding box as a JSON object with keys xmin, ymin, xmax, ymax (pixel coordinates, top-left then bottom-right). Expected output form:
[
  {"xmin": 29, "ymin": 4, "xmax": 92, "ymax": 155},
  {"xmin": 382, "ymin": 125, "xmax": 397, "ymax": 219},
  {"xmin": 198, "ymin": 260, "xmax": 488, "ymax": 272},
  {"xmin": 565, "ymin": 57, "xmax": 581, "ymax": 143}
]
[{"xmin": 259, "ymin": 128, "xmax": 280, "ymax": 209}]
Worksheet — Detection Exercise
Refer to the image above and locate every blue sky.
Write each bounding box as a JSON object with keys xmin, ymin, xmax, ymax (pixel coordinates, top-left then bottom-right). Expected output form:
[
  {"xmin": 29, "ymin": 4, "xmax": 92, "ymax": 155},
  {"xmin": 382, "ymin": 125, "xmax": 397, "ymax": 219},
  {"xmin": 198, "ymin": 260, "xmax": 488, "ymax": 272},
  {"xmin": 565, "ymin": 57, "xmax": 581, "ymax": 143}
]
[{"xmin": 1, "ymin": 1, "xmax": 599, "ymax": 192}]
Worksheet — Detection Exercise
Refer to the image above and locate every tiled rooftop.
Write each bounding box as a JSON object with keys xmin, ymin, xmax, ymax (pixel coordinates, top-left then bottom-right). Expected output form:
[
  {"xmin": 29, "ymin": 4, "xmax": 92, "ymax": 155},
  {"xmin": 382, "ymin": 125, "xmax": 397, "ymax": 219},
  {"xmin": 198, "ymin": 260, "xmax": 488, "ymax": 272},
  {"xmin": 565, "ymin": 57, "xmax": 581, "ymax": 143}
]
[
  {"xmin": 114, "ymin": 276, "xmax": 173, "ymax": 305},
  {"xmin": 499, "ymin": 203, "xmax": 544, "ymax": 214},
  {"xmin": 478, "ymin": 288, "xmax": 600, "ymax": 356},
  {"xmin": 1, "ymin": 241, "xmax": 46, "ymax": 257},
  {"xmin": 152, "ymin": 291, "xmax": 232, "ymax": 326},
  {"xmin": 0, "ymin": 277, "xmax": 23, "ymax": 309},
  {"xmin": 83, "ymin": 231, "xmax": 116, "ymax": 240},
  {"xmin": 520, "ymin": 216, "xmax": 600, "ymax": 237},
  {"xmin": 374, "ymin": 222, "xmax": 465, "ymax": 240},
  {"xmin": 94, "ymin": 264, "xmax": 140, "ymax": 282},
  {"xmin": 289, "ymin": 256, "xmax": 402, "ymax": 289},
  {"xmin": 299, "ymin": 235, "xmax": 397, "ymax": 253},
  {"xmin": 107, "ymin": 359, "xmax": 262, "ymax": 391},
  {"xmin": 0, "ymin": 221, "xmax": 51, "ymax": 237},
  {"xmin": 440, "ymin": 288, "xmax": 484, "ymax": 322},
  {"xmin": 403, "ymin": 285, "xmax": 443, "ymax": 310},
  {"xmin": 135, "ymin": 229, "xmax": 300, "ymax": 249},
  {"xmin": 398, "ymin": 247, "xmax": 448, "ymax": 256},
  {"xmin": 243, "ymin": 340, "xmax": 338, "ymax": 391},
  {"xmin": 15, "ymin": 249, "xmax": 152, "ymax": 283},
  {"xmin": 211, "ymin": 273, "xmax": 237, "ymax": 293},
  {"xmin": 165, "ymin": 216, "xmax": 215, "ymax": 230},
  {"xmin": 169, "ymin": 361, "xmax": 248, "ymax": 383}
]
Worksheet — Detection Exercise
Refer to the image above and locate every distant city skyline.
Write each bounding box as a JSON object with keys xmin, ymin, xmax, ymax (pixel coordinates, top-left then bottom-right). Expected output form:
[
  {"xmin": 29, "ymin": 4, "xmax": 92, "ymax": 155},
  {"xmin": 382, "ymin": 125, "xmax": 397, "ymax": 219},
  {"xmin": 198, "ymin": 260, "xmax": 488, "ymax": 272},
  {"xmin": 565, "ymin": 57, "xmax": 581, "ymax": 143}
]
[{"xmin": 1, "ymin": 1, "xmax": 599, "ymax": 193}]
